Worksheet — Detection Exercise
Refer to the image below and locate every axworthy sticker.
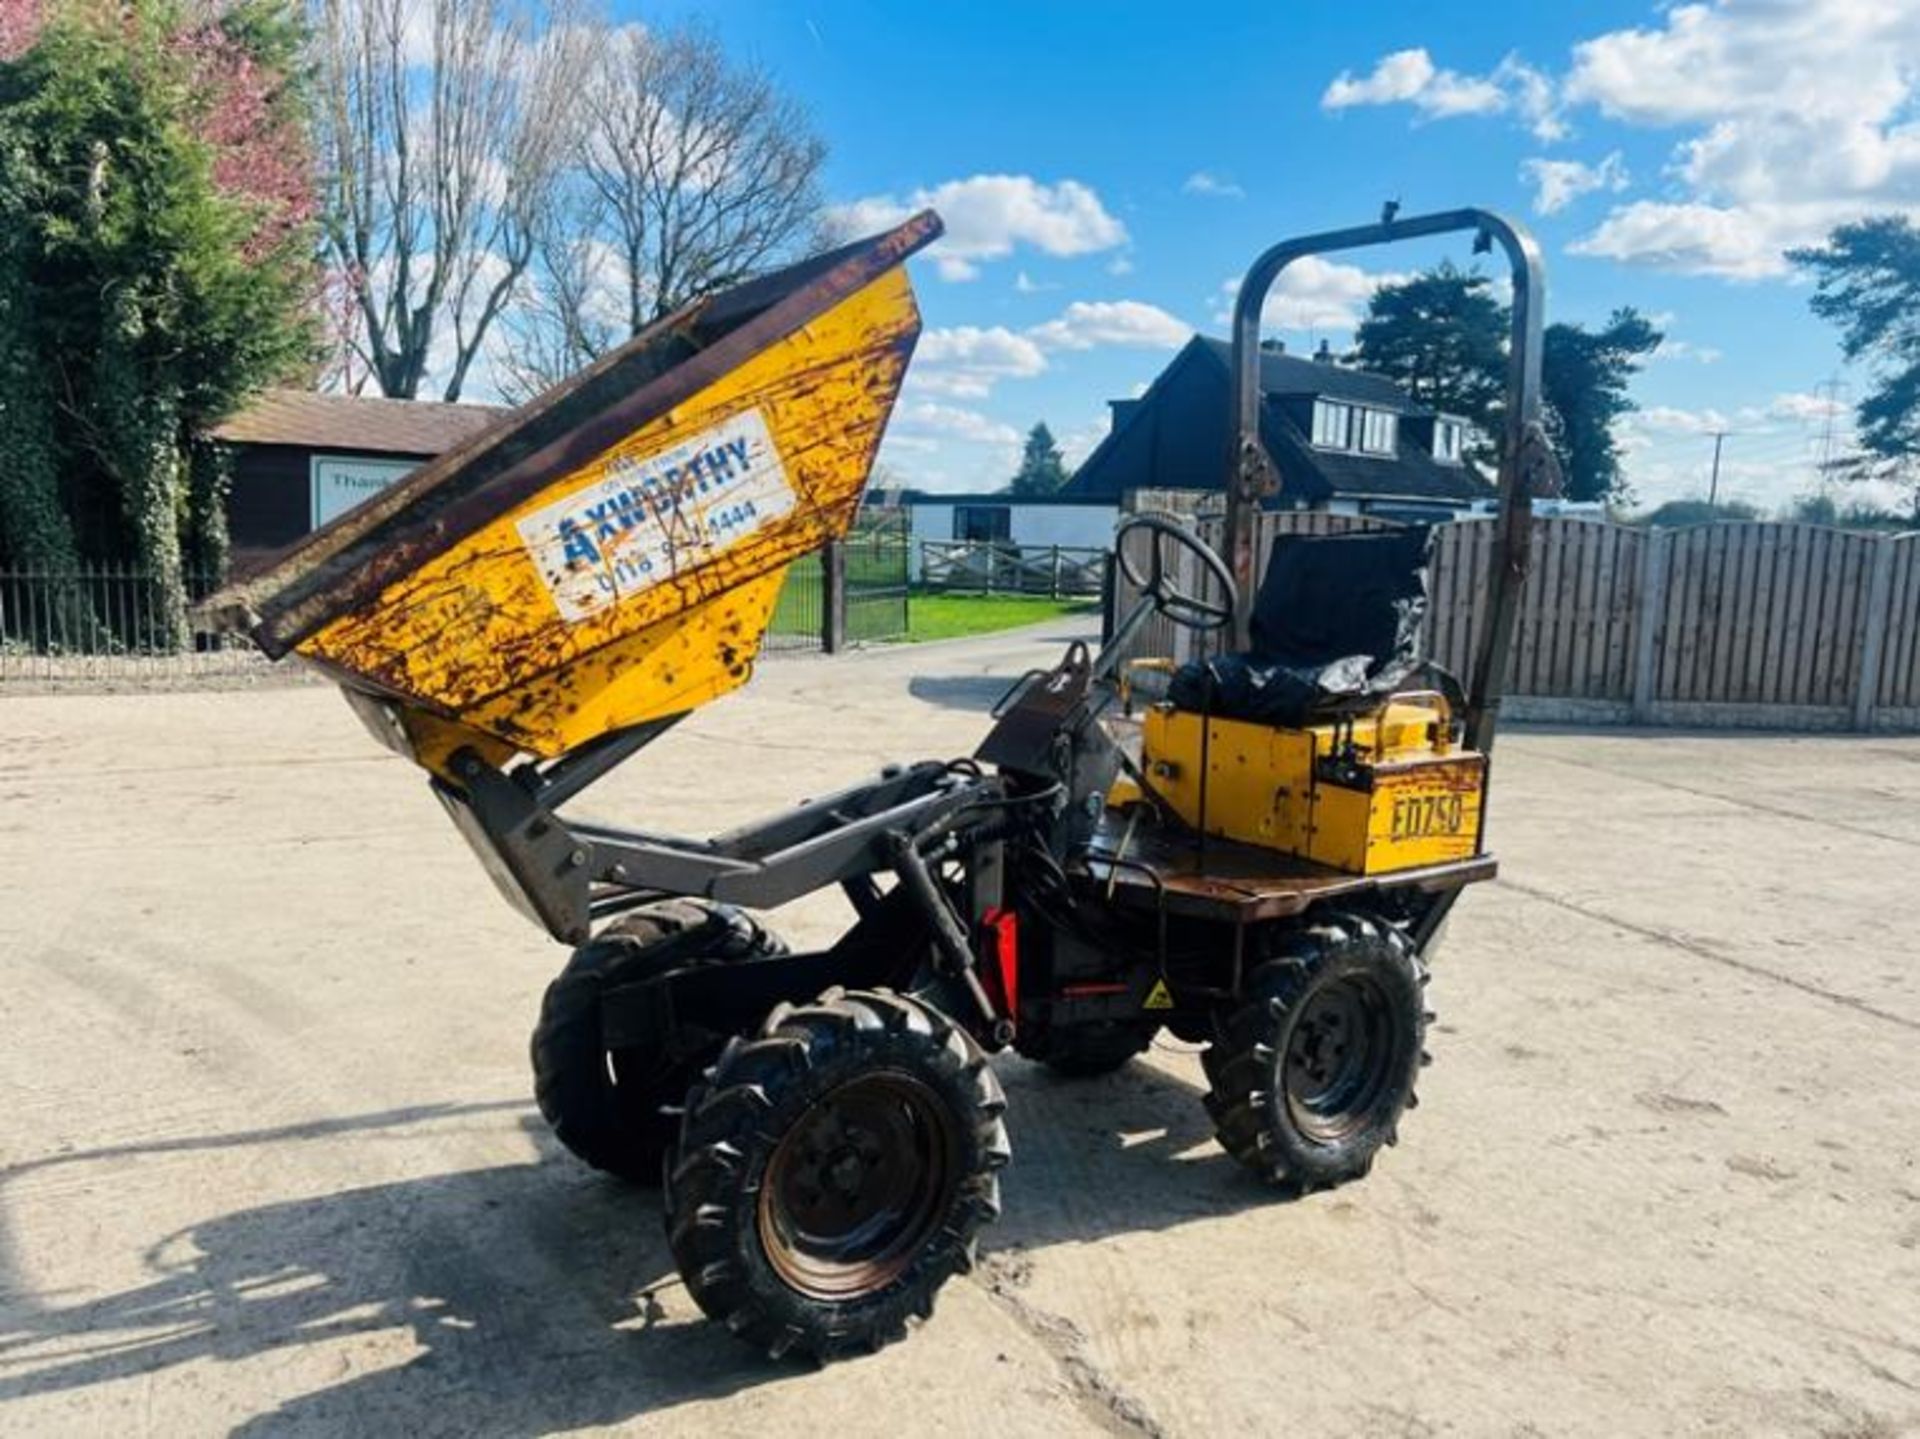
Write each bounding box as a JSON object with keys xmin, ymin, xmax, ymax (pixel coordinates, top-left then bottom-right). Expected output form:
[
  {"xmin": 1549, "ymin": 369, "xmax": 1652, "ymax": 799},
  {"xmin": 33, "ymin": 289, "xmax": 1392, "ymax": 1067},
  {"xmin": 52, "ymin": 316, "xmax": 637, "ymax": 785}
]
[{"xmin": 517, "ymin": 407, "xmax": 796, "ymax": 623}]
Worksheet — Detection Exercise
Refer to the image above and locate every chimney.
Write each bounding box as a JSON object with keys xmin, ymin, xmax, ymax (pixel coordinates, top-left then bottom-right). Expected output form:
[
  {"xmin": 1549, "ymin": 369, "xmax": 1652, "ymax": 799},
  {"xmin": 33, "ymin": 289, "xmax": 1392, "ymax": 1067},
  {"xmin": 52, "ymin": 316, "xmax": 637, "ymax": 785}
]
[
  {"xmin": 1314, "ymin": 338, "xmax": 1334, "ymax": 363},
  {"xmin": 1108, "ymin": 398, "xmax": 1141, "ymax": 432}
]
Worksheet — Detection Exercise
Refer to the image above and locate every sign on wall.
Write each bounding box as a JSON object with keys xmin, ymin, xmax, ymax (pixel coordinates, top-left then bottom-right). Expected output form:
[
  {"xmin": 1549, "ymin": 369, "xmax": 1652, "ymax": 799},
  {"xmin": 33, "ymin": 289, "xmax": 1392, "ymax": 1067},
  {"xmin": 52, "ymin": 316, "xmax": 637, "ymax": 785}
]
[{"xmin": 310, "ymin": 455, "xmax": 418, "ymax": 529}]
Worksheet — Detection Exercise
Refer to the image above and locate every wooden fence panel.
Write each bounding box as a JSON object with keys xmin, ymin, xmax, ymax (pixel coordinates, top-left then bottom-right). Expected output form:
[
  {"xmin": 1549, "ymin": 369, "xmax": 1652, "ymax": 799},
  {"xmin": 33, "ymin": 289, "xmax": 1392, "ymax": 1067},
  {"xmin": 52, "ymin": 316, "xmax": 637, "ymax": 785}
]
[
  {"xmin": 1810, "ymin": 527, "xmax": 1844, "ymax": 706},
  {"xmin": 1876, "ymin": 534, "xmax": 1920, "ymax": 710},
  {"xmin": 1609, "ymin": 523, "xmax": 1644, "ymax": 697},
  {"xmin": 1428, "ymin": 519, "xmax": 1484, "ymax": 681},
  {"xmin": 1105, "ymin": 509, "xmax": 1916, "ymax": 728}
]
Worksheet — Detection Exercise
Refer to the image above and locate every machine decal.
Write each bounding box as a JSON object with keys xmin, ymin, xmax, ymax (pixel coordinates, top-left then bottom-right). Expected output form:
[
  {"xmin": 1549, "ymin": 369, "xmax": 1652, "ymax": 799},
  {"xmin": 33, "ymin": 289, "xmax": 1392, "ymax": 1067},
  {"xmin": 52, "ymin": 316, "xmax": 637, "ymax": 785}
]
[
  {"xmin": 1389, "ymin": 791, "xmax": 1466, "ymax": 841},
  {"xmin": 517, "ymin": 406, "xmax": 797, "ymax": 623},
  {"xmin": 1141, "ymin": 977, "xmax": 1175, "ymax": 1010}
]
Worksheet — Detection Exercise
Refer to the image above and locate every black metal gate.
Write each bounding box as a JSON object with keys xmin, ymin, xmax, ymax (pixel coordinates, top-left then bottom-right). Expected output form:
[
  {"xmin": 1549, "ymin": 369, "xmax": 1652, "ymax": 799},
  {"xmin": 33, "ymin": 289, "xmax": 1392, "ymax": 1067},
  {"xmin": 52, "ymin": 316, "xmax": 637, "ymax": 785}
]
[
  {"xmin": 766, "ymin": 511, "xmax": 910, "ymax": 652},
  {"xmin": 843, "ymin": 510, "xmax": 910, "ymax": 644}
]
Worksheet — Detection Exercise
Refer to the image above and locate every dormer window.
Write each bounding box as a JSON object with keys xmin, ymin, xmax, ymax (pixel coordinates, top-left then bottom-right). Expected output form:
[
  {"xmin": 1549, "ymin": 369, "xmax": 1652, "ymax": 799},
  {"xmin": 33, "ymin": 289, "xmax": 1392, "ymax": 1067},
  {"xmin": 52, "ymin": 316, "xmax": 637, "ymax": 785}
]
[
  {"xmin": 1433, "ymin": 417, "xmax": 1465, "ymax": 465},
  {"xmin": 1311, "ymin": 399, "xmax": 1397, "ymax": 456},
  {"xmin": 1311, "ymin": 399, "xmax": 1352, "ymax": 449}
]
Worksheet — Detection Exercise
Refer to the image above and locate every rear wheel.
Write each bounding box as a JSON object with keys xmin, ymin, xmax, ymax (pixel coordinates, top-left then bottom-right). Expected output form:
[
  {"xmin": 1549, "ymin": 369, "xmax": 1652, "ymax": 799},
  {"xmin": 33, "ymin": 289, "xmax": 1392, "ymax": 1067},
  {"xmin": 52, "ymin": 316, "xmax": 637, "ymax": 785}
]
[
  {"xmin": 1203, "ymin": 912, "xmax": 1427, "ymax": 1192},
  {"xmin": 665, "ymin": 988, "xmax": 1008, "ymax": 1361},
  {"xmin": 531, "ymin": 900, "xmax": 783, "ymax": 1184}
]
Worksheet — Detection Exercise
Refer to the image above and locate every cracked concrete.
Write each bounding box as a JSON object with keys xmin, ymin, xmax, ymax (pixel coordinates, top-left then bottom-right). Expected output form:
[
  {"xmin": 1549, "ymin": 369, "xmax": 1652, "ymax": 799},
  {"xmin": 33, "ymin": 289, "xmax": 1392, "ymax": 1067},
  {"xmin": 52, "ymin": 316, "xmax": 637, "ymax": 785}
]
[{"xmin": 2, "ymin": 620, "xmax": 1918, "ymax": 1435}]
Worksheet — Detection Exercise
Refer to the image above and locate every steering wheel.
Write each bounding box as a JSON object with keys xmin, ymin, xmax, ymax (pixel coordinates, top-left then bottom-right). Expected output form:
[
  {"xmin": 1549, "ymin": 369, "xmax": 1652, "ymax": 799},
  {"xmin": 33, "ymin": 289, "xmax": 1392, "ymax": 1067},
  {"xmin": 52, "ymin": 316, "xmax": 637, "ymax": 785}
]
[{"xmin": 1114, "ymin": 513, "xmax": 1238, "ymax": 632}]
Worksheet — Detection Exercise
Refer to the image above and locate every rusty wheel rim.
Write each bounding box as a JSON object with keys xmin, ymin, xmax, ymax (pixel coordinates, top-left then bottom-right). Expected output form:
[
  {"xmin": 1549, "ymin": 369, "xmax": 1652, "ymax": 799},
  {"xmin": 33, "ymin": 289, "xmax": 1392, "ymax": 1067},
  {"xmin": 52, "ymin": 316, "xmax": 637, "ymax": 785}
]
[
  {"xmin": 1283, "ymin": 976, "xmax": 1395, "ymax": 1144},
  {"xmin": 758, "ymin": 1071, "xmax": 959, "ymax": 1300}
]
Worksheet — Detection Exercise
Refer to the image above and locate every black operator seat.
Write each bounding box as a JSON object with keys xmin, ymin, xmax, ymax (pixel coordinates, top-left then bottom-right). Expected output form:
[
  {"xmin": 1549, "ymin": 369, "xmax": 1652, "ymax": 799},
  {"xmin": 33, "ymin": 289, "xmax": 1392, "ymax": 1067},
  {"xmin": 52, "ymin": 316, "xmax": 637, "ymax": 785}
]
[{"xmin": 1168, "ymin": 526, "xmax": 1435, "ymax": 727}]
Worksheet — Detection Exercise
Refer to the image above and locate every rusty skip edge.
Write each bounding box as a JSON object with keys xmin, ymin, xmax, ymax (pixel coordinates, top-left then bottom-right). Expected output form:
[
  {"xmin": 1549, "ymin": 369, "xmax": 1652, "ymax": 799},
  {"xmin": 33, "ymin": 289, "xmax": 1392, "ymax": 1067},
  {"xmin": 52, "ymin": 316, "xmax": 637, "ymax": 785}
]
[{"xmin": 204, "ymin": 210, "xmax": 945, "ymax": 658}]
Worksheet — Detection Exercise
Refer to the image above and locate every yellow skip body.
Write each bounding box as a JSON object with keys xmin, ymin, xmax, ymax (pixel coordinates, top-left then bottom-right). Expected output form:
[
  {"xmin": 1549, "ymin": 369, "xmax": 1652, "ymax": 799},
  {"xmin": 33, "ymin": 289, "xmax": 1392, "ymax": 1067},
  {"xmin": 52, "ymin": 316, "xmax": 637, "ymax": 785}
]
[{"xmin": 208, "ymin": 218, "xmax": 939, "ymax": 781}]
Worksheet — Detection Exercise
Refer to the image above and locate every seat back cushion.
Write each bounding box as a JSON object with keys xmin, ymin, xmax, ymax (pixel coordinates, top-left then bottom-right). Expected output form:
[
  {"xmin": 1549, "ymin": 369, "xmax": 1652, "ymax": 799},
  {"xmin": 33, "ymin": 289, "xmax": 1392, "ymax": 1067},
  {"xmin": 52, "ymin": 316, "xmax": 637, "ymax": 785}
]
[
  {"xmin": 1250, "ymin": 526, "xmax": 1432, "ymax": 672},
  {"xmin": 1165, "ymin": 527, "xmax": 1434, "ymax": 726}
]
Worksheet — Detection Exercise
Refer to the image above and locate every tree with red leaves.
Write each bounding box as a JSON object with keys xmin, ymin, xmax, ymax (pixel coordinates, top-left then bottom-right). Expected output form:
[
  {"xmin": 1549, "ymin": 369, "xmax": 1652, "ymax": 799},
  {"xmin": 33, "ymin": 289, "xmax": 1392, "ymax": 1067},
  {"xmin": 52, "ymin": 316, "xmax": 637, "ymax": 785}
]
[
  {"xmin": 0, "ymin": 0, "xmax": 317, "ymax": 635},
  {"xmin": 0, "ymin": 1, "xmax": 42, "ymax": 61}
]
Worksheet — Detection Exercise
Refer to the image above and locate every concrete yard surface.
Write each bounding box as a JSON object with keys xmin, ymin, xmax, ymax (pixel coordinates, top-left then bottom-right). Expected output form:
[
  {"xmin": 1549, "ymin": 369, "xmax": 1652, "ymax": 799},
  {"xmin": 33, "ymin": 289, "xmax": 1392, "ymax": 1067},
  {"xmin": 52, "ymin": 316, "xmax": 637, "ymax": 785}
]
[{"xmin": 2, "ymin": 620, "xmax": 1917, "ymax": 1437}]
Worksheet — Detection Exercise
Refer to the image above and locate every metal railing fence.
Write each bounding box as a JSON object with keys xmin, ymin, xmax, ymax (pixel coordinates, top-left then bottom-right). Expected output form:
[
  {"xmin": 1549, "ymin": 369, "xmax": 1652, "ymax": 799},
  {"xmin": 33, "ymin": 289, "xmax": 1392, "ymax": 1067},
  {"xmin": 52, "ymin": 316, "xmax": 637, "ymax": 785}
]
[
  {"xmin": 3, "ymin": 521, "xmax": 917, "ymax": 684},
  {"xmin": 0, "ymin": 562, "xmax": 264, "ymax": 683}
]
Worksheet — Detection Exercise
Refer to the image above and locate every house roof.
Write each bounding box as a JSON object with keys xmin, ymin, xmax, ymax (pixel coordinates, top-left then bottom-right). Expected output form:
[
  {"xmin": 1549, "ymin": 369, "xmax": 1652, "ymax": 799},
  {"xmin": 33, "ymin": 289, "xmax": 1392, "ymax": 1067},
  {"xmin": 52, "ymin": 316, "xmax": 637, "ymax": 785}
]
[
  {"xmin": 1061, "ymin": 334, "xmax": 1493, "ymax": 508},
  {"xmin": 1260, "ymin": 398, "xmax": 1490, "ymax": 503},
  {"xmin": 211, "ymin": 389, "xmax": 508, "ymax": 457},
  {"xmin": 1194, "ymin": 337, "xmax": 1419, "ymax": 413}
]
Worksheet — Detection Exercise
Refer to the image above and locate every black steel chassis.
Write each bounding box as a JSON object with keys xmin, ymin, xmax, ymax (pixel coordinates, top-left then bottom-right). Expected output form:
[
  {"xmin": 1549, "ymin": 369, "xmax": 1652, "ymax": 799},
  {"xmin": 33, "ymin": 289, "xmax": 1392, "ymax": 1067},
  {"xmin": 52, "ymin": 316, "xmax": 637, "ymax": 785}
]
[{"xmin": 430, "ymin": 713, "xmax": 1026, "ymax": 1046}]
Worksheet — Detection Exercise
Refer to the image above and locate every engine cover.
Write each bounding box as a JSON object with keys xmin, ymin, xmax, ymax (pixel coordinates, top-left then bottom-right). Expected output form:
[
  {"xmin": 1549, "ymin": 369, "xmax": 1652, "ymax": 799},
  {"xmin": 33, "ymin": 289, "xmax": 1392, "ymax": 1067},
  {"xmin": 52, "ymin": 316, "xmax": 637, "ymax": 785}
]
[{"xmin": 1126, "ymin": 697, "xmax": 1485, "ymax": 875}]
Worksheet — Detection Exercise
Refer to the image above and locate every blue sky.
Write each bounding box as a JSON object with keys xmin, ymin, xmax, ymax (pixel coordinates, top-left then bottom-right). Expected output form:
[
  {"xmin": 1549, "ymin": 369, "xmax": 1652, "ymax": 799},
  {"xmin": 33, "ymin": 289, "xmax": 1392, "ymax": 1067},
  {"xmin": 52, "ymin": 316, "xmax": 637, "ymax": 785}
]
[{"xmin": 614, "ymin": 1, "xmax": 1918, "ymax": 511}]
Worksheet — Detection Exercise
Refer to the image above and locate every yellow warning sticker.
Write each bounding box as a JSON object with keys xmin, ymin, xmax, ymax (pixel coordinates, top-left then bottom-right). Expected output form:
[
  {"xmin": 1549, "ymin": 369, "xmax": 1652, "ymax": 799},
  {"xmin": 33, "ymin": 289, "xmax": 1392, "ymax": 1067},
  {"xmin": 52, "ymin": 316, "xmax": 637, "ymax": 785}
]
[{"xmin": 1142, "ymin": 978, "xmax": 1174, "ymax": 1011}]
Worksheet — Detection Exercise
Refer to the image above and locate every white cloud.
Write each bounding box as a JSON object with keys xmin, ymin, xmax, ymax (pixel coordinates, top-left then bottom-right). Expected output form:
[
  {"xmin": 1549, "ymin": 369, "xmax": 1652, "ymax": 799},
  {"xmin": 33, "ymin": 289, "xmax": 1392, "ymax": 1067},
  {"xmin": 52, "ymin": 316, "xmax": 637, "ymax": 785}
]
[
  {"xmin": 1214, "ymin": 255, "xmax": 1414, "ymax": 333},
  {"xmin": 1563, "ymin": 1, "xmax": 1908, "ymax": 127},
  {"xmin": 1106, "ymin": 255, "xmax": 1135, "ymax": 277},
  {"xmin": 1323, "ymin": 49, "xmax": 1502, "ymax": 119},
  {"xmin": 831, "ymin": 174, "xmax": 1127, "ymax": 282},
  {"xmin": 1566, "ymin": 199, "xmax": 1834, "ymax": 279},
  {"xmin": 1325, "ymin": 8, "xmax": 1920, "ymax": 279},
  {"xmin": 1636, "ymin": 404, "xmax": 1731, "ymax": 435},
  {"xmin": 1562, "ymin": 2, "xmax": 1920, "ymax": 278},
  {"xmin": 882, "ymin": 400, "xmax": 1026, "ymax": 492},
  {"xmin": 1521, "ymin": 150, "xmax": 1628, "ymax": 214},
  {"xmin": 1499, "ymin": 56, "xmax": 1569, "ymax": 144},
  {"xmin": 1649, "ymin": 337, "xmax": 1723, "ymax": 365},
  {"xmin": 1183, "ymin": 171, "xmax": 1245, "ymax": 199},
  {"xmin": 911, "ymin": 326, "xmax": 1048, "ymax": 399},
  {"xmin": 894, "ymin": 401, "xmax": 1022, "ymax": 446},
  {"xmin": 1056, "ymin": 419, "xmax": 1109, "ymax": 469},
  {"xmin": 1321, "ymin": 48, "xmax": 1565, "ymax": 139},
  {"xmin": 1027, "ymin": 300, "xmax": 1192, "ymax": 352},
  {"xmin": 1615, "ymin": 381, "xmax": 1896, "ymax": 510},
  {"xmin": 1013, "ymin": 270, "xmax": 1057, "ymax": 294},
  {"xmin": 1765, "ymin": 390, "xmax": 1848, "ymax": 424},
  {"xmin": 902, "ymin": 301, "xmax": 1192, "ymax": 410}
]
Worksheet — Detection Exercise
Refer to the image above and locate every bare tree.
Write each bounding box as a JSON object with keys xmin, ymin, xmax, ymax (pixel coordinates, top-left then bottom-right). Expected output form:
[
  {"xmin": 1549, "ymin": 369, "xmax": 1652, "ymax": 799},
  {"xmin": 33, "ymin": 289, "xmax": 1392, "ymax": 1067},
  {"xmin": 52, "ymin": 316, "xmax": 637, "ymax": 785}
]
[
  {"xmin": 497, "ymin": 22, "xmax": 826, "ymax": 399},
  {"xmin": 311, "ymin": 0, "xmax": 589, "ymax": 400},
  {"xmin": 493, "ymin": 174, "xmax": 619, "ymax": 402}
]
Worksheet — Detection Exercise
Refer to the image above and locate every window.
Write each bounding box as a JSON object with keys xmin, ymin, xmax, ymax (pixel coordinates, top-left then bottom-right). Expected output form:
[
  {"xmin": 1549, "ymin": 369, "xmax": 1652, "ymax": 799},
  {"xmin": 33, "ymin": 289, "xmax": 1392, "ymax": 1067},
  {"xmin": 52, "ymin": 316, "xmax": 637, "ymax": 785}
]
[
  {"xmin": 1359, "ymin": 408, "xmax": 1397, "ymax": 456},
  {"xmin": 1312, "ymin": 400, "xmax": 1396, "ymax": 456},
  {"xmin": 954, "ymin": 505, "xmax": 1011, "ymax": 543},
  {"xmin": 1433, "ymin": 418, "xmax": 1465, "ymax": 465},
  {"xmin": 1311, "ymin": 400, "xmax": 1353, "ymax": 450}
]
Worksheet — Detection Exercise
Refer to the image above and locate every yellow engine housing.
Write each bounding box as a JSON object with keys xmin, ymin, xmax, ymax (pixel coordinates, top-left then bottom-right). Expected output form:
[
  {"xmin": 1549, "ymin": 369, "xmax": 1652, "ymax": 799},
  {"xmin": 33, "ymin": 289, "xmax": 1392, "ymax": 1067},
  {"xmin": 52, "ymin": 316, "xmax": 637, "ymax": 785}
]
[{"xmin": 1120, "ymin": 696, "xmax": 1486, "ymax": 875}]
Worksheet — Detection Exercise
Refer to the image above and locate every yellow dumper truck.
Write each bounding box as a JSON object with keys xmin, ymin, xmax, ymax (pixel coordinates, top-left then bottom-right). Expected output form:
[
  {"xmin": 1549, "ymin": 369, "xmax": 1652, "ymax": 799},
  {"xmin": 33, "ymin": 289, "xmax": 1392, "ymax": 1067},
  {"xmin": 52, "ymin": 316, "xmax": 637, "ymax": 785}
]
[{"xmin": 211, "ymin": 206, "xmax": 1553, "ymax": 1361}]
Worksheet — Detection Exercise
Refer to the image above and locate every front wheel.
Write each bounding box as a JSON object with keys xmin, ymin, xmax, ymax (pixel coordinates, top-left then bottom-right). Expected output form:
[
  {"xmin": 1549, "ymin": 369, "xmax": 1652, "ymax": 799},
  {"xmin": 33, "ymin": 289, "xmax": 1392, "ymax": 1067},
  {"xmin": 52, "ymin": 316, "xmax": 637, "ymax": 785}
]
[
  {"xmin": 665, "ymin": 988, "xmax": 1008, "ymax": 1361},
  {"xmin": 531, "ymin": 901, "xmax": 784, "ymax": 1184},
  {"xmin": 1203, "ymin": 912, "xmax": 1427, "ymax": 1192}
]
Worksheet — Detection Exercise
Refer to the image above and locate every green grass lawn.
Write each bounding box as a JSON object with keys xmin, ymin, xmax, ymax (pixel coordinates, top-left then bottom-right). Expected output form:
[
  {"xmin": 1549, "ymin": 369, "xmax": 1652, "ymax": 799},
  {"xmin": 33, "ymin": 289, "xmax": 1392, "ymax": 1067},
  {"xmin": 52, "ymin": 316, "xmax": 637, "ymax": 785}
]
[{"xmin": 906, "ymin": 592, "xmax": 1097, "ymax": 643}]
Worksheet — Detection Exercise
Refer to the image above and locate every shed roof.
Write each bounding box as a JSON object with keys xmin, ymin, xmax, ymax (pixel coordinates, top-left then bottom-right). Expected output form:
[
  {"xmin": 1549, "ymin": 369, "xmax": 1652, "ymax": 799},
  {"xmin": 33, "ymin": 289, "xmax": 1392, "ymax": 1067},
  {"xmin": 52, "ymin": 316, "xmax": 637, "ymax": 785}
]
[{"xmin": 211, "ymin": 389, "xmax": 508, "ymax": 457}]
